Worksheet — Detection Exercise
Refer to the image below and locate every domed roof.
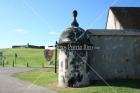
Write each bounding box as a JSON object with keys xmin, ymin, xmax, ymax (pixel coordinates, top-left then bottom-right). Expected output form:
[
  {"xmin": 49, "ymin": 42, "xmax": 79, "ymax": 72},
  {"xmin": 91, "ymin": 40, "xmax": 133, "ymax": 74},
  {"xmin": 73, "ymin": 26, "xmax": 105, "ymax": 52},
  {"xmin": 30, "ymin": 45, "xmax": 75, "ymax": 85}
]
[
  {"xmin": 59, "ymin": 10, "xmax": 91, "ymax": 44},
  {"xmin": 59, "ymin": 27, "xmax": 84, "ymax": 43}
]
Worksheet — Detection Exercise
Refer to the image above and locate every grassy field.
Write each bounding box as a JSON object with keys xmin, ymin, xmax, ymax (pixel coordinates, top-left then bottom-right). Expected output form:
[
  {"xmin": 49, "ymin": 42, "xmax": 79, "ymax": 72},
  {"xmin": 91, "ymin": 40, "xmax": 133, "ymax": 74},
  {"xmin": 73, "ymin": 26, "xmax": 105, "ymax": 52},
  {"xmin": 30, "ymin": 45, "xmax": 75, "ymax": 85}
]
[
  {"xmin": 15, "ymin": 69, "xmax": 140, "ymax": 93},
  {"xmin": 0, "ymin": 48, "xmax": 57, "ymax": 67}
]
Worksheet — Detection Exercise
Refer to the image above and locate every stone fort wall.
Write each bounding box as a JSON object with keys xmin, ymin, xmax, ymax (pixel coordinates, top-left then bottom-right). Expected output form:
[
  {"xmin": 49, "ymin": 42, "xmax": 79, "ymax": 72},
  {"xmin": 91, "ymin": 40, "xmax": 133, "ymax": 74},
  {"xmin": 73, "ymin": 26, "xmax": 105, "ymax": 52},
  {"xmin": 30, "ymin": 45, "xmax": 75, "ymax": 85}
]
[{"xmin": 88, "ymin": 29, "xmax": 140, "ymax": 80}]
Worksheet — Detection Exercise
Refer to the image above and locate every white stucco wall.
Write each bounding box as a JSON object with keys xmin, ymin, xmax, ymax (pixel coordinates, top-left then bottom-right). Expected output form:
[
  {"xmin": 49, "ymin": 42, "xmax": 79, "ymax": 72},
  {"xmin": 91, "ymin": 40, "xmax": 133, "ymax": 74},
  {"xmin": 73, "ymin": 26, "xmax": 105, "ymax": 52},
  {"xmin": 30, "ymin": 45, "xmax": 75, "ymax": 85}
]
[{"xmin": 106, "ymin": 9, "xmax": 123, "ymax": 29}]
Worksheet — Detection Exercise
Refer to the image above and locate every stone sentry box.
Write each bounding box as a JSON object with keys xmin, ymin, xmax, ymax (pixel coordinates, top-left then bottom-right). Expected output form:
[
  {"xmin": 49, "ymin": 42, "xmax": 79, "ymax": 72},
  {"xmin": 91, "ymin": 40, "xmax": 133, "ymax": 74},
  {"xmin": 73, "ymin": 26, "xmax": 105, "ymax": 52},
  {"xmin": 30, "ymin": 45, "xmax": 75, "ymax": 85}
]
[{"xmin": 57, "ymin": 10, "xmax": 93, "ymax": 87}]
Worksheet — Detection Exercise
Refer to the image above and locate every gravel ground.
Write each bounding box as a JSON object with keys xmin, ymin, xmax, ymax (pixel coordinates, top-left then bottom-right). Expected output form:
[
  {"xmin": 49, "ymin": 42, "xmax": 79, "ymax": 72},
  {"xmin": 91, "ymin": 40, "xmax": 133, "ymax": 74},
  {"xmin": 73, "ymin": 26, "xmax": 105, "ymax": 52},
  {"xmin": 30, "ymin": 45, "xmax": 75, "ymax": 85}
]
[{"xmin": 0, "ymin": 67, "xmax": 58, "ymax": 93}]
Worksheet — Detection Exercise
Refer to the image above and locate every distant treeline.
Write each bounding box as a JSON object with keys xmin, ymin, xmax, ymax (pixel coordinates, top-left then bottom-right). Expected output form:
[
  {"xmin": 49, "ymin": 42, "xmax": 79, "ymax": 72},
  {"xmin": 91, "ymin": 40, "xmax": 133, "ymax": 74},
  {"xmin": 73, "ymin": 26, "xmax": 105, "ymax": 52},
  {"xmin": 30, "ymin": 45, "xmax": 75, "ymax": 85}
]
[{"xmin": 12, "ymin": 45, "xmax": 45, "ymax": 49}]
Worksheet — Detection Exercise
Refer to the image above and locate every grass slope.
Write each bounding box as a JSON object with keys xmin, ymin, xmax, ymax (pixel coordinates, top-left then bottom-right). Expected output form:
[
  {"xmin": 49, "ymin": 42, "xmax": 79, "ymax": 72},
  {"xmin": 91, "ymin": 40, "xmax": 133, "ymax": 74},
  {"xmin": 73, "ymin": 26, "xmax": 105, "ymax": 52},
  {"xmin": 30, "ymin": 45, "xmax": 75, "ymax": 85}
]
[
  {"xmin": 0, "ymin": 48, "xmax": 57, "ymax": 67},
  {"xmin": 15, "ymin": 69, "xmax": 140, "ymax": 93}
]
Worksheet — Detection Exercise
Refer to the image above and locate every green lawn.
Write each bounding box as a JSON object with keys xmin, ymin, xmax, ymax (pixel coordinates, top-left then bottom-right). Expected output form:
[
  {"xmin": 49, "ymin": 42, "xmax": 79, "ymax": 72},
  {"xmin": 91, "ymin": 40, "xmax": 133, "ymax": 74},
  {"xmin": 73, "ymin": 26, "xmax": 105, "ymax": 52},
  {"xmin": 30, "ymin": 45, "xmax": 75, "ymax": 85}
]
[
  {"xmin": 15, "ymin": 69, "xmax": 140, "ymax": 93},
  {"xmin": 0, "ymin": 48, "xmax": 57, "ymax": 67}
]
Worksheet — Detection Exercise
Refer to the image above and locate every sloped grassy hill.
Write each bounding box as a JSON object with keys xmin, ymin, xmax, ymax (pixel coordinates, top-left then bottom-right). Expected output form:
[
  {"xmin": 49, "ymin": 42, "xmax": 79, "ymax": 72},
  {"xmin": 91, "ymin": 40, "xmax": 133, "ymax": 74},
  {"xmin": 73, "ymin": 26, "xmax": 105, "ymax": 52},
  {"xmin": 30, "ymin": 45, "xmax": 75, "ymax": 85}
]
[{"xmin": 0, "ymin": 48, "xmax": 56, "ymax": 67}]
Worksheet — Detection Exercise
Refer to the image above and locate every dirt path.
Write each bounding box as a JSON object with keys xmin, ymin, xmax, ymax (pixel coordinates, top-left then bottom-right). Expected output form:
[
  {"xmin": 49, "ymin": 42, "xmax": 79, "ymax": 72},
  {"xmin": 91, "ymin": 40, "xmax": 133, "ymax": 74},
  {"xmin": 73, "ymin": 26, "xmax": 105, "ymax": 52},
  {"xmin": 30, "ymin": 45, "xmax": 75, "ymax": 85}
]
[{"xmin": 0, "ymin": 67, "xmax": 58, "ymax": 93}]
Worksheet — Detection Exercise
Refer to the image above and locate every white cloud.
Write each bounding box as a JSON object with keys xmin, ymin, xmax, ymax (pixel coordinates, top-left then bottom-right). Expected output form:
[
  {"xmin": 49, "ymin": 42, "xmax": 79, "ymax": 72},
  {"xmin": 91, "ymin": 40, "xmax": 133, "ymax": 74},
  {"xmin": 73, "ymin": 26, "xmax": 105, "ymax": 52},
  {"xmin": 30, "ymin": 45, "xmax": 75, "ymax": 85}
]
[
  {"xmin": 49, "ymin": 31, "xmax": 59, "ymax": 35},
  {"xmin": 14, "ymin": 29, "xmax": 27, "ymax": 34}
]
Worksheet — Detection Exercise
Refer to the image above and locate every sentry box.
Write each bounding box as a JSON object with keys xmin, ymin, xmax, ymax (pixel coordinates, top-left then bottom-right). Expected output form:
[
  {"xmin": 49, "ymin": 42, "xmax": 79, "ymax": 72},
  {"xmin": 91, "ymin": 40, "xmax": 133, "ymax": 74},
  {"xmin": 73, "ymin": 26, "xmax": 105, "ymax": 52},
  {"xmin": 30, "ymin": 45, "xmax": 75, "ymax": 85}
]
[{"xmin": 56, "ymin": 10, "xmax": 94, "ymax": 87}]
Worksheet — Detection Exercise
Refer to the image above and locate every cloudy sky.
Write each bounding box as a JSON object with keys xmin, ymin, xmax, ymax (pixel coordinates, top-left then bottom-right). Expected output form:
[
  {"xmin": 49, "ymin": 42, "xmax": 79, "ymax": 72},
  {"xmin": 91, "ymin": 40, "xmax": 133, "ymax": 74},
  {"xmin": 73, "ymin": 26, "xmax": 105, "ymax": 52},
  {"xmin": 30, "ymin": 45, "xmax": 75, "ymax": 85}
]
[{"xmin": 0, "ymin": 0, "xmax": 140, "ymax": 48}]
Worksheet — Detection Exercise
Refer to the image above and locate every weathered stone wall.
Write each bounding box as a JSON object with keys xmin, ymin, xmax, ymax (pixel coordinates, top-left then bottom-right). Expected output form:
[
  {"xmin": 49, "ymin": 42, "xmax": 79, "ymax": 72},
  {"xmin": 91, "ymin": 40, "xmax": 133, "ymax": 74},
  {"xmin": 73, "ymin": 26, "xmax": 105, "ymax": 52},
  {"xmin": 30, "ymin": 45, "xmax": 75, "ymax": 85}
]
[{"xmin": 88, "ymin": 29, "xmax": 140, "ymax": 80}]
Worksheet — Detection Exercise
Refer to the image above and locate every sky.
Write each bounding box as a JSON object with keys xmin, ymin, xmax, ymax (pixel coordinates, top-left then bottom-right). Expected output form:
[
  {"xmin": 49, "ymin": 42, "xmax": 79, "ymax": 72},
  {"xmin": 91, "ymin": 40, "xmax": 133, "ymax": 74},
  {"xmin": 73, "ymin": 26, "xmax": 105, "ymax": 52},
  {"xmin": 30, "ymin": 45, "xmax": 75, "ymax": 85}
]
[{"xmin": 0, "ymin": 0, "xmax": 140, "ymax": 48}]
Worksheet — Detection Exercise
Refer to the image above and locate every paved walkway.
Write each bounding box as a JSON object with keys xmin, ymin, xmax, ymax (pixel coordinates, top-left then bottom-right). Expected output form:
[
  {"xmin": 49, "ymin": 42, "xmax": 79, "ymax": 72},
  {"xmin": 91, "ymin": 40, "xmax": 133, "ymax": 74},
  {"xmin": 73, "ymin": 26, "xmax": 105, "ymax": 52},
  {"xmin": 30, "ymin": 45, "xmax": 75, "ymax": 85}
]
[{"xmin": 0, "ymin": 67, "xmax": 58, "ymax": 93}]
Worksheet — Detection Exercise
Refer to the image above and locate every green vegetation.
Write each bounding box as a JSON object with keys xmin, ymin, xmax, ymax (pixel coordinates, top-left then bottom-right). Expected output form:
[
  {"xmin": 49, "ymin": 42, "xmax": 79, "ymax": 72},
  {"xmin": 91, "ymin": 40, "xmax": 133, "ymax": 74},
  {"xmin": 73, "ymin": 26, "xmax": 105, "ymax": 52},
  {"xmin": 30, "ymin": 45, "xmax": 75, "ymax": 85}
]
[
  {"xmin": 0, "ymin": 48, "xmax": 57, "ymax": 67},
  {"xmin": 16, "ymin": 69, "xmax": 140, "ymax": 93},
  {"xmin": 15, "ymin": 69, "xmax": 58, "ymax": 87}
]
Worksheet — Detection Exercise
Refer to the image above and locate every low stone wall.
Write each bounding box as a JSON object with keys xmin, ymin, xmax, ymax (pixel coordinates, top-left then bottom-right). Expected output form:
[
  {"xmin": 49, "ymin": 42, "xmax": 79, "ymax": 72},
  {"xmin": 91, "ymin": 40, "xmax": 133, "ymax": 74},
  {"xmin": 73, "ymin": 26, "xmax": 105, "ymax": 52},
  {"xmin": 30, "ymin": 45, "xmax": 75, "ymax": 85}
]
[
  {"xmin": 12, "ymin": 45, "xmax": 45, "ymax": 49},
  {"xmin": 12, "ymin": 45, "xmax": 28, "ymax": 48},
  {"xmin": 88, "ymin": 29, "xmax": 140, "ymax": 80}
]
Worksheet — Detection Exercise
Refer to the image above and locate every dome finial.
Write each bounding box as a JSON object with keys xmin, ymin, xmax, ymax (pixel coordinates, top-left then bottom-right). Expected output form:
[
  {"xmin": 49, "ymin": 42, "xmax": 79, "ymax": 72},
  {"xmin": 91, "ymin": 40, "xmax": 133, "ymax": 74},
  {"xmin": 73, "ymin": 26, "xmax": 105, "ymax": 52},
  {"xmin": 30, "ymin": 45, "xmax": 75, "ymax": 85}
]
[{"xmin": 71, "ymin": 10, "xmax": 79, "ymax": 27}]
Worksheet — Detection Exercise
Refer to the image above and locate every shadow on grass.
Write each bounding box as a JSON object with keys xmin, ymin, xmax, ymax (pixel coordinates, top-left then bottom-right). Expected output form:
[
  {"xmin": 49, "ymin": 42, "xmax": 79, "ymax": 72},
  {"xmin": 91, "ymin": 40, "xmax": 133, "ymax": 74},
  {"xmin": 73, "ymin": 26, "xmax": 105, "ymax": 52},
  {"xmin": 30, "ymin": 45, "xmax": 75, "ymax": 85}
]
[{"xmin": 89, "ymin": 79, "xmax": 140, "ymax": 89}]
